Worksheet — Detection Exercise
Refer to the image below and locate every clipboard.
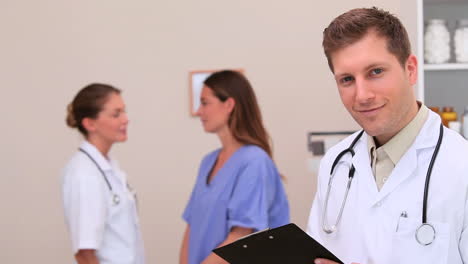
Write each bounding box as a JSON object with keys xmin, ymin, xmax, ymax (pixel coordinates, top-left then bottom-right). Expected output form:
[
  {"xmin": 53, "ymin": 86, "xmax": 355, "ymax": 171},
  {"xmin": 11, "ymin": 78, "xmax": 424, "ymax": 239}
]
[{"xmin": 213, "ymin": 223, "xmax": 343, "ymax": 264}]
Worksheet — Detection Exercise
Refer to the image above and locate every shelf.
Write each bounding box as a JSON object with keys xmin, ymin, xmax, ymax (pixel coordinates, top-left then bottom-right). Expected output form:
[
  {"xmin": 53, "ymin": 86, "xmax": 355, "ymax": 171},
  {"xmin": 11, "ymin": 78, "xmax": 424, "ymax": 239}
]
[
  {"xmin": 425, "ymin": 0, "xmax": 467, "ymax": 4},
  {"xmin": 424, "ymin": 63, "xmax": 468, "ymax": 71}
]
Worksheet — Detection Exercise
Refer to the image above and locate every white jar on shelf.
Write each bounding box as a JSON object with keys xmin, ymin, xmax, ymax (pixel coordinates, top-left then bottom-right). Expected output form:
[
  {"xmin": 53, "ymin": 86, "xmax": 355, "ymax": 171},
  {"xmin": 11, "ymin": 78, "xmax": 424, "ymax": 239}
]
[
  {"xmin": 463, "ymin": 106, "xmax": 468, "ymax": 139},
  {"xmin": 454, "ymin": 19, "xmax": 468, "ymax": 63},
  {"xmin": 424, "ymin": 19, "xmax": 451, "ymax": 64}
]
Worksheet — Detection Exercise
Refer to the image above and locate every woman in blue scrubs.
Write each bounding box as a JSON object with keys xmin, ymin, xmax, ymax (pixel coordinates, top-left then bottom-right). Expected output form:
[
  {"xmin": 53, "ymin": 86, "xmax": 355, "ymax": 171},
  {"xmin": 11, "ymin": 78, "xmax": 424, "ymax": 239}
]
[{"xmin": 179, "ymin": 70, "xmax": 290, "ymax": 264}]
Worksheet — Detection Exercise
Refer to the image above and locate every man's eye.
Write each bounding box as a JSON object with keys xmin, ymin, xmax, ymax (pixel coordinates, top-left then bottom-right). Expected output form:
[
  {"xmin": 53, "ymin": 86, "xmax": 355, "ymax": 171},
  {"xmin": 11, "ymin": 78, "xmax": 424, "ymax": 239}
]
[
  {"xmin": 341, "ymin": 76, "xmax": 354, "ymax": 83},
  {"xmin": 371, "ymin": 68, "xmax": 383, "ymax": 75}
]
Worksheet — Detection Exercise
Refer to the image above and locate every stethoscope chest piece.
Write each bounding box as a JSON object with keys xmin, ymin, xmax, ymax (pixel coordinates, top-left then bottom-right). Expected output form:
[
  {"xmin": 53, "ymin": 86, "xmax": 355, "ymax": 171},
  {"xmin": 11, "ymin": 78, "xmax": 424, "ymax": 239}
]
[
  {"xmin": 79, "ymin": 148, "xmax": 123, "ymax": 207},
  {"xmin": 112, "ymin": 194, "xmax": 121, "ymax": 206},
  {"xmin": 323, "ymin": 225, "xmax": 337, "ymax": 234},
  {"xmin": 415, "ymin": 223, "xmax": 436, "ymax": 246}
]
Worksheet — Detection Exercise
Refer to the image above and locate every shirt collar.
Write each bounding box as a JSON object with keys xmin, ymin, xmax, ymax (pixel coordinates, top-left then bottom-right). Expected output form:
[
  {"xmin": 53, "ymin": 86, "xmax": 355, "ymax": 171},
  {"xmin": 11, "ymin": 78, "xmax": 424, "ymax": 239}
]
[
  {"xmin": 79, "ymin": 140, "xmax": 113, "ymax": 171},
  {"xmin": 367, "ymin": 102, "xmax": 429, "ymax": 165},
  {"xmin": 367, "ymin": 135, "xmax": 376, "ymax": 159}
]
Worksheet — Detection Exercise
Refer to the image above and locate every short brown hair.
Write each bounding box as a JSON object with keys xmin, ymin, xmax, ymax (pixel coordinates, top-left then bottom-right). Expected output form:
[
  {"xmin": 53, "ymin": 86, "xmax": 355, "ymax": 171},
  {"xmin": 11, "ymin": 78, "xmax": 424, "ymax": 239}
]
[
  {"xmin": 323, "ymin": 7, "xmax": 411, "ymax": 72},
  {"xmin": 66, "ymin": 83, "xmax": 121, "ymax": 136}
]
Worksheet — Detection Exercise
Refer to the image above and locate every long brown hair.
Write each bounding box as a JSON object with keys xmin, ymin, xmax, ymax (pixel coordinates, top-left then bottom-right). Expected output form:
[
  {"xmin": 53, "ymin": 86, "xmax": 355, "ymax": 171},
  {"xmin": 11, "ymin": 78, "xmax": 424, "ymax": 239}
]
[{"xmin": 204, "ymin": 70, "xmax": 273, "ymax": 158}]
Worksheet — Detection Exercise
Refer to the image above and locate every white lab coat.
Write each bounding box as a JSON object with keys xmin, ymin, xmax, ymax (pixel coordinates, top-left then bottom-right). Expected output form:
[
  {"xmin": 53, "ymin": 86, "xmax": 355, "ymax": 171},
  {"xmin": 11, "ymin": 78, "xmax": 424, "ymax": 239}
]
[
  {"xmin": 307, "ymin": 111, "xmax": 468, "ymax": 264},
  {"xmin": 62, "ymin": 141, "xmax": 145, "ymax": 264}
]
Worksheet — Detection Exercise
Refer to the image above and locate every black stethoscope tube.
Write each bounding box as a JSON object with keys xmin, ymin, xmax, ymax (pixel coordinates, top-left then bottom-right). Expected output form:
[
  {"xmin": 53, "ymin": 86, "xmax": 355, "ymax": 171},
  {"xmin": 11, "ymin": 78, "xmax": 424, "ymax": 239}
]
[
  {"xmin": 326, "ymin": 123, "xmax": 444, "ymax": 236},
  {"xmin": 330, "ymin": 130, "xmax": 364, "ymax": 176},
  {"xmin": 422, "ymin": 123, "xmax": 444, "ymax": 224},
  {"xmin": 78, "ymin": 148, "xmax": 113, "ymax": 192}
]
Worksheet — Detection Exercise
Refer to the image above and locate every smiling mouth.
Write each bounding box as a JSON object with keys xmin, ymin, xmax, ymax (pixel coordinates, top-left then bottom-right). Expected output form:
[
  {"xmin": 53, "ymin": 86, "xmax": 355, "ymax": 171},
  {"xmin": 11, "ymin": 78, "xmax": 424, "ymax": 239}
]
[{"xmin": 356, "ymin": 105, "xmax": 384, "ymax": 115}]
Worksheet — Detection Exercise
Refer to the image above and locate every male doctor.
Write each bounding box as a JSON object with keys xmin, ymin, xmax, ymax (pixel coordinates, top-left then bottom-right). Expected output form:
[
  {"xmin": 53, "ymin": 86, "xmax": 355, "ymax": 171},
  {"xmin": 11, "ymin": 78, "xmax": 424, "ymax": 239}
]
[{"xmin": 307, "ymin": 7, "xmax": 468, "ymax": 264}]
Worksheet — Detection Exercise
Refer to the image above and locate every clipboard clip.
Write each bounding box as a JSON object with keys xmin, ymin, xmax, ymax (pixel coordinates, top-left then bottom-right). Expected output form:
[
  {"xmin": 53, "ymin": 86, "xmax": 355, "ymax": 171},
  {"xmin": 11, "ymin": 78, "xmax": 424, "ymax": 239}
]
[{"xmin": 238, "ymin": 227, "xmax": 271, "ymax": 241}]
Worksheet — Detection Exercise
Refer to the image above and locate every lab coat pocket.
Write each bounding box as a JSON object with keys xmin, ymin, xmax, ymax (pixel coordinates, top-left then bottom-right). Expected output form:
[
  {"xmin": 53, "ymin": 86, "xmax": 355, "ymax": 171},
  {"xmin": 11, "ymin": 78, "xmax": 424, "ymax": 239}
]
[{"xmin": 391, "ymin": 217, "xmax": 450, "ymax": 264}]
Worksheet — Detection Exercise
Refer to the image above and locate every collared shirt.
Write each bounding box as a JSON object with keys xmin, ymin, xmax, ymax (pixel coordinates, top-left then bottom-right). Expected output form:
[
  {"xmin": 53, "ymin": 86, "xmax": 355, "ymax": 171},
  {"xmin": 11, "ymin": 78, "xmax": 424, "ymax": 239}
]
[
  {"xmin": 62, "ymin": 141, "xmax": 145, "ymax": 264},
  {"xmin": 307, "ymin": 104, "xmax": 468, "ymax": 264},
  {"xmin": 367, "ymin": 103, "xmax": 429, "ymax": 190}
]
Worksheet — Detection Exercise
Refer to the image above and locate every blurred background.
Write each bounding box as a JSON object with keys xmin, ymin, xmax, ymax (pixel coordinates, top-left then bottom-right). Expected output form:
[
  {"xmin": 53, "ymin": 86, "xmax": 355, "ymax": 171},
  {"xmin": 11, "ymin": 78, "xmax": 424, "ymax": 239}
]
[{"xmin": 0, "ymin": 0, "xmax": 421, "ymax": 262}]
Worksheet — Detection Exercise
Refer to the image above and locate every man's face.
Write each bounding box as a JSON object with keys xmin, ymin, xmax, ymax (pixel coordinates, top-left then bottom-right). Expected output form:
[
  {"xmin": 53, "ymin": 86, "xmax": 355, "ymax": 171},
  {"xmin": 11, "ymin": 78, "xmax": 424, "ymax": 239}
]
[{"xmin": 330, "ymin": 31, "xmax": 418, "ymax": 144}]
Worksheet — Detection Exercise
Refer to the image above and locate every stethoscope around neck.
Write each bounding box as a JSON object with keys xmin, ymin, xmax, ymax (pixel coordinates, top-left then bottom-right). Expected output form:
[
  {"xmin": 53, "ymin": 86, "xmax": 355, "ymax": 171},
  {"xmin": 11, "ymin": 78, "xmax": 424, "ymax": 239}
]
[
  {"xmin": 322, "ymin": 123, "xmax": 444, "ymax": 246},
  {"xmin": 79, "ymin": 148, "xmax": 121, "ymax": 206}
]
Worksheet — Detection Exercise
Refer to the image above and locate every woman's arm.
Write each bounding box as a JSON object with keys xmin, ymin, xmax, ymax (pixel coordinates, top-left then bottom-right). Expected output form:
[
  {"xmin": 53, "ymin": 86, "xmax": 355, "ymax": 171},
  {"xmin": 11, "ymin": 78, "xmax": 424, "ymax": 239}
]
[
  {"xmin": 179, "ymin": 225, "xmax": 190, "ymax": 264},
  {"xmin": 75, "ymin": 249, "xmax": 99, "ymax": 264},
  {"xmin": 201, "ymin": 226, "xmax": 253, "ymax": 264}
]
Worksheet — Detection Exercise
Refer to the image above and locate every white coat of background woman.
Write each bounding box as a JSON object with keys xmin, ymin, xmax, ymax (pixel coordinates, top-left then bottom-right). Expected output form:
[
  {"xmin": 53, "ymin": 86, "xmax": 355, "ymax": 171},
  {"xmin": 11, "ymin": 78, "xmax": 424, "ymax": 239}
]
[{"xmin": 62, "ymin": 83, "xmax": 145, "ymax": 264}]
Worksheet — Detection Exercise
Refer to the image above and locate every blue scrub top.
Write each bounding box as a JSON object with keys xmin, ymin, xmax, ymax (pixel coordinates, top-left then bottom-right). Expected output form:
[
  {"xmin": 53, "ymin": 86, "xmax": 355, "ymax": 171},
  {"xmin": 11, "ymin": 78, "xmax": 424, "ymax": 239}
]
[{"xmin": 183, "ymin": 145, "xmax": 290, "ymax": 264}]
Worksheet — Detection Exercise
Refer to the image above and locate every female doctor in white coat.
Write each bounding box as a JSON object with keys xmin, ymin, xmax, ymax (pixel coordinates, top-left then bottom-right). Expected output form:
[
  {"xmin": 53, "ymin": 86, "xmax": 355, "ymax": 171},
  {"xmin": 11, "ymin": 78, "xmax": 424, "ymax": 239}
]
[
  {"xmin": 307, "ymin": 7, "xmax": 468, "ymax": 264},
  {"xmin": 62, "ymin": 83, "xmax": 145, "ymax": 264}
]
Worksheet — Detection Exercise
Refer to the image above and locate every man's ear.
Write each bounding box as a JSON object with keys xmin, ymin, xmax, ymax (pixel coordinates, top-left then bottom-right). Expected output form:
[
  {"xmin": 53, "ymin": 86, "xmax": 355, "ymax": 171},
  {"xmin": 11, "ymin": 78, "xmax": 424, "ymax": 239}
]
[
  {"xmin": 81, "ymin": 117, "xmax": 96, "ymax": 133},
  {"xmin": 406, "ymin": 54, "xmax": 418, "ymax": 85}
]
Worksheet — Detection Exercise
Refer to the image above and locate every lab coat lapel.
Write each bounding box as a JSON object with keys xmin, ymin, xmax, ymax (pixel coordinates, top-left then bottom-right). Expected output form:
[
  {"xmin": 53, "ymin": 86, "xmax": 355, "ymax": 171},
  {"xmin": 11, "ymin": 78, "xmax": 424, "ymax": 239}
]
[
  {"xmin": 375, "ymin": 147, "xmax": 417, "ymax": 203},
  {"xmin": 349, "ymin": 131, "xmax": 418, "ymax": 207},
  {"xmin": 371, "ymin": 112, "xmax": 440, "ymax": 204},
  {"xmin": 351, "ymin": 135, "xmax": 378, "ymax": 204}
]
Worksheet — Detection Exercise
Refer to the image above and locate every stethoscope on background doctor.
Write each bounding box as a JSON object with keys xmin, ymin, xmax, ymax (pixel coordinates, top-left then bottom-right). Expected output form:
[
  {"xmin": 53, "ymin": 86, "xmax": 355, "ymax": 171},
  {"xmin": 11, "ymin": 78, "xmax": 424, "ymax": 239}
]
[
  {"xmin": 322, "ymin": 123, "xmax": 444, "ymax": 246},
  {"xmin": 79, "ymin": 148, "xmax": 134, "ymax": 206}
]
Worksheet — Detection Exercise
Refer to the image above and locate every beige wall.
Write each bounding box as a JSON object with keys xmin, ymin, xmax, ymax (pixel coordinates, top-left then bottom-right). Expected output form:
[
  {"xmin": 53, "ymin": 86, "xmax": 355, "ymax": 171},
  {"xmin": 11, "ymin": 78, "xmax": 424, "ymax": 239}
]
[{"xmin": 0, "ymin": 1, "xmax": 416, "ymax": 263}]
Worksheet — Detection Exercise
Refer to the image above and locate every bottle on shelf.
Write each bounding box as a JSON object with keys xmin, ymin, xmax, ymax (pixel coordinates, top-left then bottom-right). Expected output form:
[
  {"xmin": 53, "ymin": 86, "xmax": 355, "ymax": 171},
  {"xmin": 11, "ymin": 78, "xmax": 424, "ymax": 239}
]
[
  {"xmin": 441, "ymin": 106, "xmax": 457, "ymax": 127},
  {"xmin": 463, "ymin": 106, "xmax": 468, "ymax": 139},
  {"xmin": 424, "ymin": 19, "xmax": 451, "ymax": 64},
  {"xmin": 454, "ymin": 19, "xmax": 468, "ymax": 63},
  {"xmin": 428, "ymin": 106, "xmax": 440, "ymax": 115},
  {"xmin": 449, "ymin": 121, "xmax": 461, "ymax": 134}
]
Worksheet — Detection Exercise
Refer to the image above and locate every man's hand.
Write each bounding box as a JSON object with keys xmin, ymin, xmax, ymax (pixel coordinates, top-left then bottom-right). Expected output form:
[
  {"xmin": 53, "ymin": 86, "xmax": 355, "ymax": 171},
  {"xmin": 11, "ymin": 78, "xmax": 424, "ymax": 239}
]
[
  {"xmin": 314, "ymin": 259, "xmax": 338, "ymax": 264},
  {"xmin": 200, "ymin": 253, "xmax": 227, "ymax": 264},
  {"xmin": 314, "ymin": 258, "xmax": 361, "ymax": 264}
]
